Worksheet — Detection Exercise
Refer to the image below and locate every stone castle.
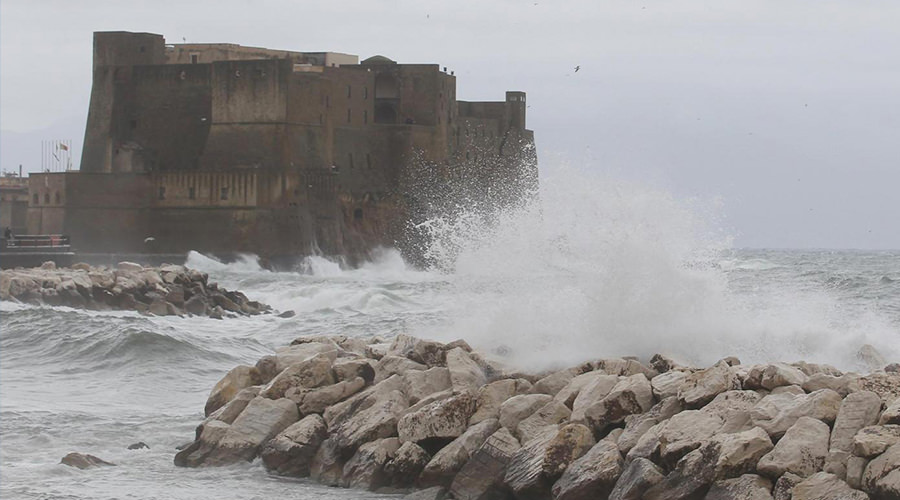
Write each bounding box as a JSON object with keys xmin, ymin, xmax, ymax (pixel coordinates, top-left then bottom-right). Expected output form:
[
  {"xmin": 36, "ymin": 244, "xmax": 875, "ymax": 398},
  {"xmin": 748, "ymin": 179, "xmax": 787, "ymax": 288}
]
[{"xmin": 25, "ymin": 31, "xmax": 537, "ymax": 265}]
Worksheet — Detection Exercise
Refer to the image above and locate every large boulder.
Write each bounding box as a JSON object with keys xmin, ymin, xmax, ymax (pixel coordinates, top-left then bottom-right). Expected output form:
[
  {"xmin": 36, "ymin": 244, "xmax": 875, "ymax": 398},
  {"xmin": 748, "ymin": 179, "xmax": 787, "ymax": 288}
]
[
  {"xmin": 757, "ymin": 363, "xmax": 809, "ymax": 390},
  {"xmin": 286, "ymin": 376, "xmax": 366, "ymax": 415},
  {"xmin": 309, "ymin": 438, "xmax": 345, "ymax": 486},
  {"xmin": 403, "ymin": 367, "xmax": 452, "ymax": 404},
  {"xmin": 583, "ymin": 374, "xmax": 654, "ymax": 432},
  {"xmin": 504, "ymin": 426, "xmax": 560, "ymax": 500},
  {"xmin": 530, "ymin": 368, "xmax": 579, "ymax": 397},
  {"xmin": 499, "ymin": 394, "xmax": 552, "ymax": 433},
  {"xmin": 827, "ymin": 390, "xmax": 883, "ymax": 477},
  {"xmin": 792, "ymin": 472, "xmax": 870, "ymax": 500},
  {"xmin": 569, "ymin": 373, "xmax": 620, "ymax": 424},
  {"xmin": 712, "ymin": 426, "xmax": 775, "ymax": 479},
  {"xmin": 260, "ymin": 414, "xmax": 327, "ymax": 476},
  {"xmin": 853, "ymin": 425, "xmax": 900, "ymax": 458},
  {"xmin": 446, "ymin": 347, "xmax": 487, "ymax": 393},
  {"xmin": 375, "ymin": 355, "xmax": 428, "ymax": 383},
  {"xmin": 705, "ymin": 474, "xmax": 774, "ymax": 500},
  {"xmin": 385, "ymin": 441, "xmax": 431, "ymax": 488},
  {"xmin": 861, "ymin": 442, "xmax": 900, "ymax": 498},
  {"xmin": 341, "ymin": 437, "xmax": 402, "ymax": 490},
  {"xmin": 757, "ymin": 416, "xmax": 830, "ymax": 479},
  {"xmin": 387, "ymin": 334, "xmax": 446, "ymax": 367},
  {"xmin": 470, "ymin": 378, "xmax": 532, "ymax": 424},
  {"xmin": 60, "ymin": 452, "xmax": 116, "ymax": 469},
  {"xmin": 608, "ymin": 457, "xmax": 665, "ymax": 500},
  {"xmin": 678, "ymin": 361, "xmax": 741, "ymax": 409},
  {"xmin": 418, "ymin": 418, "xmax": 501, "ymax": 489},
  {"xmin": 517, "ymin": 400, "xmax": 571, "ymax": 443},
  {"xmin": 272, "ymin": 342, "xmax": 340, "ymax": 373},
  {"xmin": 657, "ymin": 409, "xmax": 725, "ymax": 466},
  {"xmin": 202, "ymin": 386, "xmax": 261, "ymax": 428},
  {"xmin": 554, "ymin": 370, "xmax": 607, "ymax": 408},
  {"xmin": 617, "ymin": 396, "xmax": 683, "ymax": 455},
  {"xmin": 330, "ymin": 389, "xmax": 409, "ymax": 454},
  {"xmin": 260, "ymin": 353, "xmax": 336, "ymax": 399},
  {"xmin": 398, "ymin": 392, "xmax": 477, "ymax": 446},
  {"xmin": 324, "ymin": 375, "xmax": 405, "ymax": 429},
  {"xmin": 880, "ymin": 398, "xmax": 900, "ymax": 425},
  {"xmin": 333, "ymin": 358, "xmax": 376, "ymax": 384},
  {"xmin": 551, "ymin": 440, "xmax": 624, "ymax": 500},
  {"xmin": 750, "ymin": 388, "xmax": 842, "ymax": 438},
  {"xmin": 205, "ymin": 365, "xmax": 262, "ymax": 416},
  {"xmin": 802, "ymin": 372, "xmax": 861, "ymax": 397},
  {"xmin": 651, "ymin": 370, "xmax": 689, "ymax": 400},
  {"xmin": 643, "ymin": 444, "xmax": 719, "ymax": 500},
  {"xmin": 449, "ymin": 427, "xmax": 521, "ymax": 500},
  {"xmin": 542, "ymin": 424, "xmax": 596, "ymax": 479}
]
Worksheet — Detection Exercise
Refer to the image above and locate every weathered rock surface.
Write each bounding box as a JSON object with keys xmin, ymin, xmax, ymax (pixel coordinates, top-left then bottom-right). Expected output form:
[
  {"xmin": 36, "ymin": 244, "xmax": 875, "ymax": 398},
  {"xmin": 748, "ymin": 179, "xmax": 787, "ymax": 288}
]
[
  {"xmin": 261, "ymin": 354, "xmax": 335, "ymax": 399},
  {"xmin": 757, "ymin": 416, "xmax": 830, "ymax": 478},
  {"xmin": 651, "ymin": 370, "xmax": 689, "ymax": 400},
  {"xmin": 516, "ymin": 399, "xmax": 571, "ymax": 443},
  {"xmin": 403, "ymin": 367, "xmax": 452, "ymax": 404},
  {"xmin": 862, "ymin": 442, "xmax": 900, "ymax": 498},
  {"xmin": 881, "ymin": 398, "xmax": 900, "ymax": 425},
  {"xmin": 504, "ymin": 426, "xmax": 559, "ymax": 499},
  {"xmin": 287, "ymin": 376, "xmax": 366, "ymax": 415},
  {"xmin": 341, "ymin": 437, "xmax": 401, "ymax": 490},
  {"xmin": 551, "ymin": 440, "xmax": 624, "ymax": 500},
  {"xmin": 792, "ymin": 472, "xmax": 869, "ymax": 500},
  {"xmin": 678, "ymin": 361, "xmax": 741, "ymax": 409},
  {"xmin": 261, "ymin": 414, "xmax": 327, "ymax": 476},
  {"xmin": 60, "ymin": 452, "xmax": 116, "ymax": 469},
  {"xmin": 853, "ymin": 425, "xmax": 900, "ymax": 458},
  {"xmin": 608, "ymin": 457, "xmax": 665, "ymax": 500},
  {"xmin": 617, "ymin": 396, "xmax": 683, "ymax": 455},
  {"xmin": 398, "ymin": 392, "xmax": 476, "ymax": 445},
  {"xmin": 446, "ymin": 347, "xmax": 487, "ymax": 393},
  {"xmin": 542, "ymin": 424, "xmax": 595, "ymax": 479},
  {"xmin": 705, "ymin": 474, "xmax": 774, "ymax": 500},
  {"xmin": 569, "ymin": 373, "xmax": 619, "ymax": 424},
  {"xmin": 449, "ymin": 428, "xmax": 521, "ymax": 500},
  {"xmin": 471, "ymin": 378, "xmax": 531, "ymax": 424},
  {"xmin": 750, "ymin": 388, "xmax": 842, "ymax": 438},
  {"xmin": 385, "ymin": 441, "xmax": 431, "ymax": 488},
  {"xmin": 205, "ymin": 365, "xmax": 261, "ymax": 416},
  {"xmin": 418, "ymin": 418, "xmax": 500, "ymax": 489},
  {"xmin": 499, "ymin": 394, "xmax": 553, "ymax": 433},
  {"xmin": 583, "ymin": 374, "xmax": 653, "ymax": 432}
]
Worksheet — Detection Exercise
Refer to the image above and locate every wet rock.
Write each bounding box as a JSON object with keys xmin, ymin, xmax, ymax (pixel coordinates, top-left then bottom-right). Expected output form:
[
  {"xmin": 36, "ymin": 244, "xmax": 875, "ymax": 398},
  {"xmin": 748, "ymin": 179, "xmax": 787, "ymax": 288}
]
[
  {"xmin": 499, "ymin": 394, "xmax": 552, "ymax": 433},
  {"xmin": 551, "ymin": 440, "xmax": 624, "ymax": 500},
  {"xmin": 861, "ymin": 442, "xmax": 900, "ymax": 498},
  {"xmin": 203, "ymin": 386, "xmax": 260, "ymax": 429},
  {"xmin": 403, "ymin": 367, "xmax": 452, "ymax": 404},
  {"xmin": 200, "ymin": 397, "xmax": 299, "ymax": 465},
  {"xmin": 608, "ymin": 457, "xmax": 665, "ymax": 500},
  {"xmin": 261, "ymin": 353, "xmax": 336, "ymax": 399},
  {"xmin": 758, "ymin": 416, "xmax": 830, "ymax": 479},
  {"xmin": 310, "ymin": 438, "xmax": 345, "ymax": 486},
  {"xmin": 793, "ymin": 472, "xmax": 869, "ymax": 500},
  {"xmin": 705, "ymin": 474, "xmax": 774, "ymax": 500},
  {"xmin": 470, "ymin": 378, "xmax": 531, "ymax": 425},
  {"xmin": 449, "ymin": 427, "xmax": 521, "ymax": 500},
  {"xmin": 286, "ymin": 376, "xmax": 366, "ymax": 415},
  {"xmin": 398, "ymin": 392, "xmax": 476, "ymax": 445},
  {"xmin": 61, "ymin": 452, "xmax": 116, "ymax": 469},
  {"xmin": 341, "ymin": 437, "xmax": 401, "ymax": 490},
  {"xmin": 127, "ymin": 442, "xmax": 149, "ymax": 450},
  {"xmin": 418, "ymin": 418, "xmax": 500, "ymax": 488},
  {"xmin": 204, "ymin": 365, "xmax": 261, "ymax": 416},
  {"xmin": 385, "ymin": 441, "xmax": 430, "ymax": 488},
  {"xmin": 542, "ymin": 424, "xmax": 596, "ymax": 479},
  {"xmin": 261, "ymin": 414, "xmax": 327, "ymax": 476},
  {"xmin": 403, "ymin": 487, "xmax": 447, "ymax": 500},
  {"xmin": 853, "ymin": 425, "xmax": 900, "ymax": 458},
  {"xmin": 445, "ymin": 347, "xmax": 487, "ymax": 393},
  {"xmin": 750, "ymin": 388, "xmax": 842, "ymax": 438},
  {"xmin": 583, "ymin": 374, "xmax": 653, "ymax": 432},
  {"xmin": 277, "ymin": 310, "xmax": 296, "ymax": 318},
  {"xmin": 324, "ymin": 375, "xmax": 405, "ymax": 430},
  {"xmin": 678, "ymin": 361, "xmax": 741, "ymax": 409}
]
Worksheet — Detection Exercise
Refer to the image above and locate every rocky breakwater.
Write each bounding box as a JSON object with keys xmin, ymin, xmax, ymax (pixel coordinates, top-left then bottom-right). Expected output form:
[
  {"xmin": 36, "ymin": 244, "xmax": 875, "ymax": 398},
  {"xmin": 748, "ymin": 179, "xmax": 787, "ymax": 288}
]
[
  {"xmin": 0, "ymin": 261, "xmax": 269, "ymax": 318},
  {"xmin": 176, "ymin": 334, "xmax": 900, "ymax": 500}
]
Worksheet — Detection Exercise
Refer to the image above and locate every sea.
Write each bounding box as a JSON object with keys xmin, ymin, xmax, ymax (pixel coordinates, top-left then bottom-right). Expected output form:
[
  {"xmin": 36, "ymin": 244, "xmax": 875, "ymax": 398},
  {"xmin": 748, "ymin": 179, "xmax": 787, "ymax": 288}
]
[{"xmin": 2, "ymin": 167, "xmax": 898, "ymax": 499}]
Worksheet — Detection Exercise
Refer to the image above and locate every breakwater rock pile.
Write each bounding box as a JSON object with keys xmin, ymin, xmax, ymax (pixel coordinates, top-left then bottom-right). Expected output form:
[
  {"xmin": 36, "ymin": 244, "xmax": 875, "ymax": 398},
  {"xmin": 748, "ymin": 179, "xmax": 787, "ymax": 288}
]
[
  {"xmin": 0, "ymin": 261, "xmax": 269, "ymax": 317},
  {"xmin": 176, "ymin": 334, "xmax": 900, "ymax": 500}
]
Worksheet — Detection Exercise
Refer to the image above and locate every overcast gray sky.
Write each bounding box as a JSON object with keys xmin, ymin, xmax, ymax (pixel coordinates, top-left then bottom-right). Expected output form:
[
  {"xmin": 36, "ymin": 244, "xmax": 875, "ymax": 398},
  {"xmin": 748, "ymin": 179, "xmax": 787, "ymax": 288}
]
[{"xmin": 2, "ymin": 0, "xmax": 898, "ymax": 249}]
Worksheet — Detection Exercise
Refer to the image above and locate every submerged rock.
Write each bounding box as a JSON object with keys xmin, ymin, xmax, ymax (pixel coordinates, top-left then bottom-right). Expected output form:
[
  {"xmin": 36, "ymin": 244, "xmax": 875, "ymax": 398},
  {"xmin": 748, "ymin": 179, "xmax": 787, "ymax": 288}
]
[{"xmin": 61, "ymin": 452, "xmax": 116, "ymax": 469}]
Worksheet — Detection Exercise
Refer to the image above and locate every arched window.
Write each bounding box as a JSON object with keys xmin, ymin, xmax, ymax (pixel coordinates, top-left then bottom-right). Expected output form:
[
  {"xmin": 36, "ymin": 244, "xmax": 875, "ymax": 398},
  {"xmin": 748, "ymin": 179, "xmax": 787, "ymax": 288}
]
[
  {"xmin": 44, "ymin": 193, "xmax": 50, "ymax": 204},
  {"xmin": 55, "ymin": 192, "xmax": 61, "ymax": 204},
  {"xmin": 374, "ymin": 102, "xmax": 398, "ymax": 124},
  {"xmin": 33, "ymin": 193, "xmax": 38, "ymax": 205}
]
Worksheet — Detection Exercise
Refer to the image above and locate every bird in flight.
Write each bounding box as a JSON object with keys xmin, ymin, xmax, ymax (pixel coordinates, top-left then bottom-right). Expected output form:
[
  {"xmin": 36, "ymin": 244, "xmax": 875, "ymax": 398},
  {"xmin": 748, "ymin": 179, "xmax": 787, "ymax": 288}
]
[{"xmin": 574, "ymin": 65, "xmax": 581, "ymax": 72}]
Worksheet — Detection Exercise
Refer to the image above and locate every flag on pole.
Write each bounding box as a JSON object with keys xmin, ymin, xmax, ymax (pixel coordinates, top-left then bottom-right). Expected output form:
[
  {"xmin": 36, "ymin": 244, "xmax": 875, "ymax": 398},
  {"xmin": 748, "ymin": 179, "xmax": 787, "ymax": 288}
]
[{"xmin": 59, "ymin": 143, "xmax": 69, "ymax": 151}]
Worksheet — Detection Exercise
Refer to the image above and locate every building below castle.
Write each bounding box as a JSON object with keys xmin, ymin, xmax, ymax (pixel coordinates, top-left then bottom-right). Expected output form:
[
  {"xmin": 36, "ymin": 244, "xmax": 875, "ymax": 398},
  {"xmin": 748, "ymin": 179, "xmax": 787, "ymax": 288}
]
[{"xmin": 25, "ymin": 32, "xmax": 537, "ymax": 266}]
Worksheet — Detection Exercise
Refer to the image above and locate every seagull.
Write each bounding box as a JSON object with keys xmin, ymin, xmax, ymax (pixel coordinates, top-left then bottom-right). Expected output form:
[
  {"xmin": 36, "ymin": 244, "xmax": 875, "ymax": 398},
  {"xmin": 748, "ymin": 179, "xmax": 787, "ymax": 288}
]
[{"xmin": 574, "ymin": 65, "xmax": 581, "ymax": 73}]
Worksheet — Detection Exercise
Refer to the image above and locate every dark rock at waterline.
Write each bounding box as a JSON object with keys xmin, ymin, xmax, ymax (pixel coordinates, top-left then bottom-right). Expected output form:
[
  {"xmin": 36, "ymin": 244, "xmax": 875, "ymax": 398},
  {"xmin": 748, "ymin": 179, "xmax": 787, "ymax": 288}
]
[
  {"xmin": 61, "ymin": 452, "xmax": 116, "ymax": 469},
  {"xmin": 127, "ymin": 442, "xmax": 149, "ymax": 450},
  {"xmin": 278, "ymin": 310, "xmax": 297, "ymax": 318},
  {"xmin": 0, "ymin": 262, "xmax": 270, "ymax": 318}
]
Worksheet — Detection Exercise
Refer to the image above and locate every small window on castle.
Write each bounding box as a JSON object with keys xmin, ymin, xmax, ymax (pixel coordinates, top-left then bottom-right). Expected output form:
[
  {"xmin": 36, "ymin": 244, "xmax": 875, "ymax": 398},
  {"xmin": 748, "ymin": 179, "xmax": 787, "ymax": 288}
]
[
  {"xmin": 140, "ymin": 46, "xmax": 146, "ymax": 53},
  {"xmin": 158, "ymin": 187, "xmax": 166, "ymax": 200},
  {"xmin": 130, "ymin": 119, "xmax": 138, "ymax": 130},
  {"xmin": 348, "ymin": 153, "xmax": 354, "ymax": 169},
  {"xmin": 347, "ymin": 108, "xmax": 351, "ymax": 123},
  {"xmin": 347, "ymin": 85, "xmax": 352, "ymax": 98},
  {"xmin": 55, "ymin": 192, "xmax": 60, "ymax": 204},
  {"xmin": 364, "ymin": 87, "xmax": 368, "ymax": 99},
  {"xmin": 220, "ymin": 187, "xmax": 229, "ymax": 200},
  {"xmin": 191, "ymin": 54, "xmax": 199, "ymax": 64},
  {"xmin": 44, "ymin": 193, "xmax": 50, "ymax": 204},
  {"xmin": 364, "ymin": 110, "xmax": 368, "ymax": 124},
  {"xmin": 366, "ymin": 153, "xmax": 372, "ymax": 169},
  {"xmin": 319, "ymin": 114, "xmax": 323, "ymax": 124},
  {"xmin": 188, "ymin": 187, "xmax": 196, "ymax": 200},
  {"xmin": 354, "ymin": 208, "xmax": 363, "ymax": 221},
  {"xmin": 33, "ymin": 193, "xmax": 38, "ymax": 205}
]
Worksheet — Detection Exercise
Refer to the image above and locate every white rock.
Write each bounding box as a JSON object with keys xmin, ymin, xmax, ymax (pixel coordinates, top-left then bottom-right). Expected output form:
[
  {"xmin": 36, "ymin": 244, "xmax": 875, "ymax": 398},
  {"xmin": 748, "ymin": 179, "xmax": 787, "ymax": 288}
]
[
  {"xmin": 750, "ymin": 388, "xmax": 842, "ymax": 438},
  {"xmin": 499, "ymin": 394, "xmax": 553, "ymax": 433},
  {"xmin": 757, "ymin": 416, "xmax": 830, "ymax": 478},
  {"xmin": 445, "ymin": 347, "xmax": 487, "ymax": 393}
]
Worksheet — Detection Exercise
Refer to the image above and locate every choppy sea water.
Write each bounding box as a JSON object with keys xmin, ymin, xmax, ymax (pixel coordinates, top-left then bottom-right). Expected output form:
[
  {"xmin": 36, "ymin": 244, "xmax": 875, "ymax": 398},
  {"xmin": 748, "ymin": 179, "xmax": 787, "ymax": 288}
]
[{"xmin": 2, "ymin": 168, "xmax": 898, "ymax": 499}]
